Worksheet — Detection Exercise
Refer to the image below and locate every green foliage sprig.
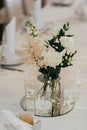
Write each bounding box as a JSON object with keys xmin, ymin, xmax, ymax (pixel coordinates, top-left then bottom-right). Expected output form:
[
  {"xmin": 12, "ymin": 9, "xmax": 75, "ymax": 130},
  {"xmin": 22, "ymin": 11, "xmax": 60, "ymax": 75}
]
[
  {"xmin": 25, "ymin": 21, "xmax": 38, "ymax": 37},
  {"xmin": 47, "ymin": 22, "xmax": 77, "ymax": 68}
]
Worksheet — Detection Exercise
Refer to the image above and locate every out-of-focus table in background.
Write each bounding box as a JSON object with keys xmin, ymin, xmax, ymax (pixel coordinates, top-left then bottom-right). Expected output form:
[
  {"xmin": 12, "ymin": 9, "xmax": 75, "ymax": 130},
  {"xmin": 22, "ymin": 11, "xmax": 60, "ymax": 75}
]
[{"xmin": 0, "ymin": 1, "xmax": 87, "ymax": 130}]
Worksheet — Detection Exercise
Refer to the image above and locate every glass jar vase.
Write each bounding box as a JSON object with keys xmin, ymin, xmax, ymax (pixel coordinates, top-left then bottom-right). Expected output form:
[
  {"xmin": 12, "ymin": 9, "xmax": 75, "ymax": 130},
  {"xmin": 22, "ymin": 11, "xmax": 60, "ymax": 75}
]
[{"xmin": 35, "ymin": 75, "xmax": 64, "ymax": 117}]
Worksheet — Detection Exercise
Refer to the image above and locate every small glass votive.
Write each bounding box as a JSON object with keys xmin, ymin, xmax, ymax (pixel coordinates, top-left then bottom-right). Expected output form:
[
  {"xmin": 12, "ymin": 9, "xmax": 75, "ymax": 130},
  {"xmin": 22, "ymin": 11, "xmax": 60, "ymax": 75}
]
[
  {"xmin": 18, "ymin": 111, "xmax": 41, "ymax": 130},
  {"xmin": 18, "ymin": 111, "xmax": 34, "ymax": 126}
]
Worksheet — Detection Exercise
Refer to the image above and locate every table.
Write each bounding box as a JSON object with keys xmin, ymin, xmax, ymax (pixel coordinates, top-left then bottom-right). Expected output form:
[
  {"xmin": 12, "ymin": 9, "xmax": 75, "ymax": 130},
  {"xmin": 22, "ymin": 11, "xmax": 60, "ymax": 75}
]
[{"xmin": 0, "ymin": 1, "xmax": 87, "ymax": 130}]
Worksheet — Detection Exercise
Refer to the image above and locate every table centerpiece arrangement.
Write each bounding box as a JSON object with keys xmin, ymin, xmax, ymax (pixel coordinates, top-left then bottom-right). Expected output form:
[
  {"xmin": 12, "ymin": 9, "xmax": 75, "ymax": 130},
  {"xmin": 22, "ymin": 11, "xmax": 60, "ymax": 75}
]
[{"xmin": 21, "ymin": 21, "xmax": 77, "ymax": 117}]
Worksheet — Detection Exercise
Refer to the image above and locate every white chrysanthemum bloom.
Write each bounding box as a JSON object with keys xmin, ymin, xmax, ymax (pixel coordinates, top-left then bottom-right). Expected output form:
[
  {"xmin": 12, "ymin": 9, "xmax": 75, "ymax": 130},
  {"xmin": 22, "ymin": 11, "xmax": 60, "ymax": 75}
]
[
  {"xmin": 60, "ymin": 36, "xmax": 74, "ymax": 51},
  {"xmin": 42, "ymin": 48, "xmax": 62, "ymax": 68}
]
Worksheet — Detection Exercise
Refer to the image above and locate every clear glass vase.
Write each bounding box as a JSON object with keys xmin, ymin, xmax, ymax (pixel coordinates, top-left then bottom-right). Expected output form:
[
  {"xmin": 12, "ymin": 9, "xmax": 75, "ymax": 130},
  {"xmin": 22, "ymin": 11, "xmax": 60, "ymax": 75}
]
[{"xmin": 35, "ymin": 75, "xmax": 64, "ymax": 117}]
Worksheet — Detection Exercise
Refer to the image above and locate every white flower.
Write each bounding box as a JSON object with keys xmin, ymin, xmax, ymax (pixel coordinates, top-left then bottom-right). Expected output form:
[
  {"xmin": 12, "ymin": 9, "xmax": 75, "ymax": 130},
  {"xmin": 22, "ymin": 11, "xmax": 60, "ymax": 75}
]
[
  {"xmin": 42, "ymin": 49, "xmax": 62, "ymax": 68},
  {"xmin": 60, "ymin": 36, "xmax": 74, "ymax": 51}
]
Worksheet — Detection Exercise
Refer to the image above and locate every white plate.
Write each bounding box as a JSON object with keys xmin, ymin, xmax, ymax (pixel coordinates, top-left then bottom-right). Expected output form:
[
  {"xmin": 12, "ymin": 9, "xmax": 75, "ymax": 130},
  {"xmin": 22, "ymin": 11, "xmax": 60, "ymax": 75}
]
[
  {"xmin": 0, "ymin": 52, "xmax": 23, "ymax": 66},
  {"xmin": 1, "ymin": 58, "xmax": 23, "ymax": 66}
]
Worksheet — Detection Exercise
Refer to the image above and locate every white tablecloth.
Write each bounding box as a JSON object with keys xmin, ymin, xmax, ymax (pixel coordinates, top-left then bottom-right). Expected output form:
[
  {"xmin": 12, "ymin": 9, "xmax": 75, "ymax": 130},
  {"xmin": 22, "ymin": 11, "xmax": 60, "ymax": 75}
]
[{"xmin": 0, "ymin": 1, "xmax": 87, "ymax": 130}]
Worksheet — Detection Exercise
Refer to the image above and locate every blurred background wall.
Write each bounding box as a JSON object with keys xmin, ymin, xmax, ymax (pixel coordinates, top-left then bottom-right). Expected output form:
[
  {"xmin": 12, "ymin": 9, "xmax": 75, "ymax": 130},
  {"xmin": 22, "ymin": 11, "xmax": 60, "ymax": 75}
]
[{"xmin": 0, "ymin": 0, "xmax": 86, "ymax": 44}]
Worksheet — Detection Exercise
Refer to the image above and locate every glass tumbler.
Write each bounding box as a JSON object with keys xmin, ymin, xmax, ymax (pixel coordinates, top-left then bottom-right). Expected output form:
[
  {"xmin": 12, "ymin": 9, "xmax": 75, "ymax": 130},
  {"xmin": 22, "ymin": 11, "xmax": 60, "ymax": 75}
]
[{"xmin": 21, "ymin": 65, "xmax": 39, "ymax": 115}]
